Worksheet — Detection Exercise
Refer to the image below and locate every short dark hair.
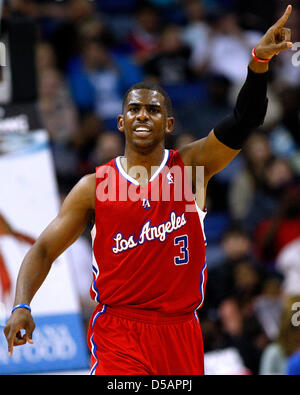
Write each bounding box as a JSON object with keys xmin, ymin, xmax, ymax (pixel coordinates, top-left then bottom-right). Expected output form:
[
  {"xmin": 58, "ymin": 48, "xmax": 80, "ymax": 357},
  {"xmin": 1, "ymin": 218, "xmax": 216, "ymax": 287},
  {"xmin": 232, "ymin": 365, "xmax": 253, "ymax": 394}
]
[
  {"xmin": 122, "ymin": 82, "xmax": 173, "ymax": 117},
  {"xmin": 221, "ymin": 223, "xmax": 249, "ymax": 242}
]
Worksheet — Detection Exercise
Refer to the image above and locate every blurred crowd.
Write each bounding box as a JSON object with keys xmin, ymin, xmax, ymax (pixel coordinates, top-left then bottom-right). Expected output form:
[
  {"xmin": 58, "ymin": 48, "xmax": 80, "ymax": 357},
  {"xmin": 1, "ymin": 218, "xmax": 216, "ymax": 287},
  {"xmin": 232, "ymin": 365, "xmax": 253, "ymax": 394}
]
[{"xmin": 2, "ymin": 0, "xmax": 300, "ymax": 375}]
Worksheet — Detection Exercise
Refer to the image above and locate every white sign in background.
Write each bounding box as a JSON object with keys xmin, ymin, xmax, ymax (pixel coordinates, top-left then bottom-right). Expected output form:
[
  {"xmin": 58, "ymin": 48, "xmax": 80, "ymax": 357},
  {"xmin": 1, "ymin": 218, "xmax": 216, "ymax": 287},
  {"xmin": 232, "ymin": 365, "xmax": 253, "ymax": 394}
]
[{"xmin": 0, "ymin": 131, "xmax": 89, "ymax": 374}]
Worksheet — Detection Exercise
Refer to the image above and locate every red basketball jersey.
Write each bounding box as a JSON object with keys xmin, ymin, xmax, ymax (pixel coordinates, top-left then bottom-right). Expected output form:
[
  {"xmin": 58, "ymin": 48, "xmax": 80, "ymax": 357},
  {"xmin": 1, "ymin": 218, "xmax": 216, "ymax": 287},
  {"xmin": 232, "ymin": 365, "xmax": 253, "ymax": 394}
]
[{"xmin": 90, "ymin": 149, "xmax": 207, "ymax": 315}]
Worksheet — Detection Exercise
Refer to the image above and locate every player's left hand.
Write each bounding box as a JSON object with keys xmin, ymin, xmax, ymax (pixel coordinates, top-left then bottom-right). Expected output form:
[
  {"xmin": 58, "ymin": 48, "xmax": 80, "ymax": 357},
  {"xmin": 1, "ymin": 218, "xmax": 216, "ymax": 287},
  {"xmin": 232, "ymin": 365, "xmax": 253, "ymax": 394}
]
[{"xmin": 254, "ymin": 4, "xmax": 293, "ymax": 60}]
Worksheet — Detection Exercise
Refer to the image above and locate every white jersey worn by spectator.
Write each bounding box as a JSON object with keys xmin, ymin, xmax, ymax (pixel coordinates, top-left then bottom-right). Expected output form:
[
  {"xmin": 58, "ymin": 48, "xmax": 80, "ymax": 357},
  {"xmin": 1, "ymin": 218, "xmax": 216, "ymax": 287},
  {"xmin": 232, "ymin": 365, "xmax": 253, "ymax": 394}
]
[
  {"xmin": 183, "ymin": 21, "xmax": 210, "ymax": 70},
  {"xmin": 276, "ymin": 238, "xmax": 300, "ymax": 296},
  {"xmin": 207, "ymin": 30, "xmax": 262, "ymax": 85}
]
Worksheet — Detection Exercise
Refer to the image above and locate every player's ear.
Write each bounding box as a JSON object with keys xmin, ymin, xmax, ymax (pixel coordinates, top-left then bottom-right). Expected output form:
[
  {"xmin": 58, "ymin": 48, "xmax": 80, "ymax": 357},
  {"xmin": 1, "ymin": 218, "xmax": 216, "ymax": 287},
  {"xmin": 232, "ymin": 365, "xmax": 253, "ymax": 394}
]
[
  {"xmin": 165, "ymin": 117, "xmax": 175, "ymax": 135},
  {"xmin": 117, "ymin": 114, "xmax": 125, "ymax": 133}
]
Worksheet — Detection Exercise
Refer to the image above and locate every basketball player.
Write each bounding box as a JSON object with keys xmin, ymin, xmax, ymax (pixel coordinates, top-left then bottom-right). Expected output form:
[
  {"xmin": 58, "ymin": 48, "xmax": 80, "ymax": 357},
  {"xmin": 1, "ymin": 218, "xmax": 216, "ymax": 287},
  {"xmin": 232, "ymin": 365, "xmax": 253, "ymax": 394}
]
[{"xmin": 4, "ymin": 6, "xmax": 293, "ymax": 374}]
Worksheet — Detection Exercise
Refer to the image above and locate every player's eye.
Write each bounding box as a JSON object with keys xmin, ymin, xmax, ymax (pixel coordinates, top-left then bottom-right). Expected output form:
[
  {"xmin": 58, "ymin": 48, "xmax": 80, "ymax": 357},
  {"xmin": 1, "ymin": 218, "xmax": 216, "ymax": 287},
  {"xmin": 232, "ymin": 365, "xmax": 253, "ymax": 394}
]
[
  {"xmin": 149, "ymin": 107, "xmax": 159, "ymax": 114},
  {"xmin": 129, "ymin": 106, "xmax": 139, "ymax": 113}
]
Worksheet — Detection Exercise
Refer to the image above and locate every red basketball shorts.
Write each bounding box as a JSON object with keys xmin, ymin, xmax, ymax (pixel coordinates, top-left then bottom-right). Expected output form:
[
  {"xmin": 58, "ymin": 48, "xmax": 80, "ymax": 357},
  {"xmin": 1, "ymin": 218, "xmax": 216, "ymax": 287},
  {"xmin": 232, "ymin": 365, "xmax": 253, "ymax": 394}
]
[{"xmin": 87, "ymin": 304, "xmax": 204, "ymax": 375}]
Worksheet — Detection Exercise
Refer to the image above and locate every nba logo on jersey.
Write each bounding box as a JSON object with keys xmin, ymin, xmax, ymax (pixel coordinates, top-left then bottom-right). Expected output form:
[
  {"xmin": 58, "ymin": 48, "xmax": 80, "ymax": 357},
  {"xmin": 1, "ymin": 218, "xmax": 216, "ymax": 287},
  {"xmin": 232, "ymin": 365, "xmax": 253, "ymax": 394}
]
[
  {"xmin": 142, "ymin": 198, "xmax": 151, "ymax": 210},
  {"xmin": 167, "ymin": 172, "xmax": 174, "ymax": 184}
]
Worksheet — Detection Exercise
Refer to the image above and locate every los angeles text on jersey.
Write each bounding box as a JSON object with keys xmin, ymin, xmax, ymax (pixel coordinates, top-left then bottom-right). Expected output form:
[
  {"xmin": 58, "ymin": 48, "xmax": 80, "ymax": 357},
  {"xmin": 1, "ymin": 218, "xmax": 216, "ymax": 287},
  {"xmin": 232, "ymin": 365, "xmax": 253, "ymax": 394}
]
[{"xmin": 112, "ymin": 211, "xmax": 187, "ymax": 254}]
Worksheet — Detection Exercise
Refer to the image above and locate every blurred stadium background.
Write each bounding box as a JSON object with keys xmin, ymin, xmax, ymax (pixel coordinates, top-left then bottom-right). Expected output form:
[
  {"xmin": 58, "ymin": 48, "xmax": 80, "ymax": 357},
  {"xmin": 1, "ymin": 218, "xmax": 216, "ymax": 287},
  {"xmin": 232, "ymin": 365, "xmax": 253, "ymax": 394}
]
[{"xmin": 0, "ymin": 0, "xmax": 300, "ymax": 375}]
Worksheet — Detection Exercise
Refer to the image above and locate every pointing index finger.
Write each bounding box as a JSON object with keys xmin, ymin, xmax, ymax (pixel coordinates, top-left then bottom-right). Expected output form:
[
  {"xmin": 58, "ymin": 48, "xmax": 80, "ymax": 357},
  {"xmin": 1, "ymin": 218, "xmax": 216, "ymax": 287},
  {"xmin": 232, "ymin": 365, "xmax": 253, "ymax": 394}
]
[
  {"xmin": 7, "ymin": 329, "xmax": 15, "ymax": 356},
  {"xmin": 274, "ymin": 5, "xmax": 292, "ymax": 29}
]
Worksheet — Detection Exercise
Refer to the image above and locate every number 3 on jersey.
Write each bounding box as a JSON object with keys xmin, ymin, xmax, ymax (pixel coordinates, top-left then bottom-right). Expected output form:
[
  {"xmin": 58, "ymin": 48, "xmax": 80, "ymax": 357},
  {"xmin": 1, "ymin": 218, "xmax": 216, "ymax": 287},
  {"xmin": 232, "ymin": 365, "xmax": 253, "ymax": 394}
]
[{"xmin": 174, "ymin": 235, "xmax": 189, "ymax": 265}]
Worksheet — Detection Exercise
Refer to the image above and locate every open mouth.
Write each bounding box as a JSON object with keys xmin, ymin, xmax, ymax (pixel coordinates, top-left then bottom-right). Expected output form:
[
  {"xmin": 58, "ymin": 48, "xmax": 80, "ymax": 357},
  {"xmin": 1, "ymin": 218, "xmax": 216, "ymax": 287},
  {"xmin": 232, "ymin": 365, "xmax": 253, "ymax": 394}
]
[{"xmin": 133, "ymin": 127, "xmax": 152, "ymax": 137}]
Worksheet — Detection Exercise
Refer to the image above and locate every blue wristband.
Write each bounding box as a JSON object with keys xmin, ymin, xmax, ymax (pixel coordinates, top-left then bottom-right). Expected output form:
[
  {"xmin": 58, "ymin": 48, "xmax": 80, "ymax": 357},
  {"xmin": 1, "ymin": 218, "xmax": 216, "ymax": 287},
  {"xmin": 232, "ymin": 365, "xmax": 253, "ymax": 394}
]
[{"xmin": 11, "ymin": 304, "xmax": 31, "ymax": 314}]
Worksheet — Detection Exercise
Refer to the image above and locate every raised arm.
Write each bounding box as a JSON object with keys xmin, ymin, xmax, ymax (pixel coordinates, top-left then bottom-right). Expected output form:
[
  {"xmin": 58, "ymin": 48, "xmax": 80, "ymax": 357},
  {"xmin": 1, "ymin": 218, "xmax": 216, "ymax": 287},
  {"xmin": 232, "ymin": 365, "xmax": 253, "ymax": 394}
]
[
  {"xmin": 180, "ymin": 5, "xmax": 293, "ymax": 191},
  {"xmin": 4, "ymin": 173, "xmax": 95, "ymax": 356}
]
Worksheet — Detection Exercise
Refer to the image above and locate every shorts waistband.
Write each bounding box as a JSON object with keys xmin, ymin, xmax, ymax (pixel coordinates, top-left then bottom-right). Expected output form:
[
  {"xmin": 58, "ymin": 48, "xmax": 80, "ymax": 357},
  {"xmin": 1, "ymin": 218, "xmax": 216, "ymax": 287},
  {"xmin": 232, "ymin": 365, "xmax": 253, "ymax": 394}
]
[{"xmin": 104, "ymin": 305, "xmax": 195, "ymax": 324}]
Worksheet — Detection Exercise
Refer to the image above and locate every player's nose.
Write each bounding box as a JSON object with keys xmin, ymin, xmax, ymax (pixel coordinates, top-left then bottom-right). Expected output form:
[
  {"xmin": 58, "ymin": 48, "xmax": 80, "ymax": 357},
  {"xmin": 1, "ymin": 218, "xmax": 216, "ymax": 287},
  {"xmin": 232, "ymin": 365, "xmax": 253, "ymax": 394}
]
[{"xmin": 137, "ymin": 107, "xmax": 149, "ymax": 122}]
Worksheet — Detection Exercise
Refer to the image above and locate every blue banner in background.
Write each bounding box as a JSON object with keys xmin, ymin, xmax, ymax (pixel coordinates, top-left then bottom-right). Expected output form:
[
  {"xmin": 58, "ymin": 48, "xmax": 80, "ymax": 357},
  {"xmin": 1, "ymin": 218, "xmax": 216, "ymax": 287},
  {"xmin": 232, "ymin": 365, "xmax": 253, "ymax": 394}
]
[{"xmin": 0, "ymin": 313, "xmax": 90, "ymax": 375}]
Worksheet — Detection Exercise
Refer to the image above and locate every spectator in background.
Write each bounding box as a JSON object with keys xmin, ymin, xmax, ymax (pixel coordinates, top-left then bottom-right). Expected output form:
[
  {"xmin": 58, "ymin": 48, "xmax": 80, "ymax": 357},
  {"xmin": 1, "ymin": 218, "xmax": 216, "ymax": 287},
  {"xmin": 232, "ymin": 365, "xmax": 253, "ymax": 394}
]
[
  {"xmin": 89, "ymin": 130, "xmax": 124, "ymax": 168},
  {"xmin": 37, "ymin": 67, "xmax": 81, "ymax": 191},
  {"xmin": 7, "ymin": 0, "xmax": 40, "ymax": 18},
  {"xmin": 220, "ymin": 224, "xmax": 253, "ymax": 264},
  {"xmin": 35, "ymin": 41, "xmax": 57, "ymax": 75},
  {"xmin": 253, "ymin": 275, "xmax": 283, "ymax": 342},
  {"xmin": 127, "ymin": 2, "xmax": 161, "ymax": 64},
  {"xmin": 204, "ymin": 224, "xmax": 253, "ymax": 311},
  {"xmin": 171, "ymin": 72, "xmax": 233, "ymax": 140},
  {"xmin": 218, "ymin": 297, "xmax": 268, "ymax": 375},
  {"xmin": 195, "ymin": 74, "xmax": 233, "ymax": 139},
  {"xmin": 244, "ymin": 156, "xmax": 296, "ymax": 236},
  {"xmin": 272, "ymin": 86, "xmax": 300, "ymax": 151},
  {"xmin": 229, "ymin": 132, "xmax": 272, "ymax": 222},
  {"xmin": 49, "ymin": 0, "xmax": 101, "ymax": 72},
  {"xmin": 259, "ymin": 295, "xmax": 300, "ymax": 375},
  {"xmin": 67, "ymin": 38, "xmax": 143, "ymax": 129},
  {"xmin": 231, "ymin": 259, "xmax": 264, "ymax": 311},
  {"xmin": 38, "ymin": 68, "xmax": 79, "ymax": 144},
  {"xmin": 181, "ymin": 0, "xmax": 211, "ymax": 76},
  {"xmin": 143, "ymin": 24, "xmax": 195, "ymax": 85},
  {"xmin": 253, "ymin": 181, "xmax": 300, "ymax": 264},
  {"xmin": 198, "ymin": 315, "xmax": 228, "ymax": 354},
  {"xmin": 77, "ymin": 18, "xmax": 117, "ymax": 51},
  {"xmin": 67, "ymin": 39, "xmax": 121, "ymax": 122},
  {"xmin": 71, "ymin": 113, "xmax": 104, "ymax": 181},
  {"xmin": 205, "ymin": 12, "xmax": 262, "ymax": 85}
]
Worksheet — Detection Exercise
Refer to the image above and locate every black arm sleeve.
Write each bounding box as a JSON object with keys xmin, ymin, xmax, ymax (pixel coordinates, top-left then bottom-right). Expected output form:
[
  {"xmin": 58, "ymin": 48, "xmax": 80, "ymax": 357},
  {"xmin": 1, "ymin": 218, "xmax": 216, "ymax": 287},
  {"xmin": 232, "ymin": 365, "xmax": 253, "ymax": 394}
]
[{"xmin": 213, "ymin": 67, "xmax": 269, "ymax": 150}]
